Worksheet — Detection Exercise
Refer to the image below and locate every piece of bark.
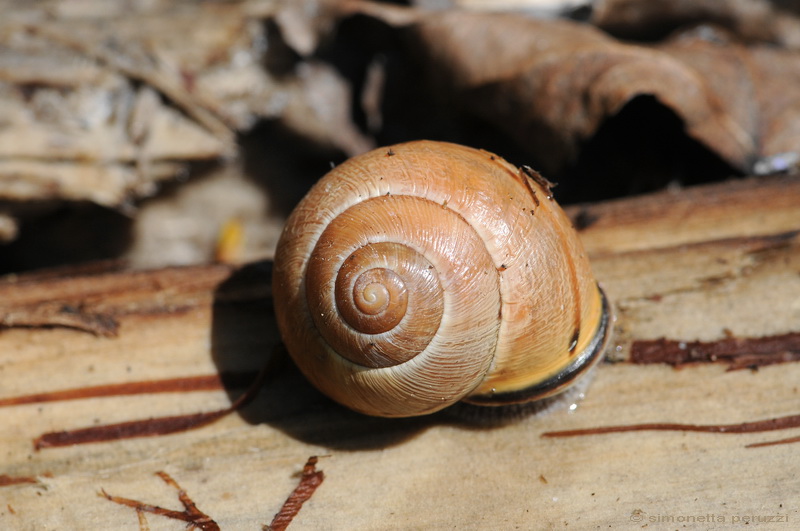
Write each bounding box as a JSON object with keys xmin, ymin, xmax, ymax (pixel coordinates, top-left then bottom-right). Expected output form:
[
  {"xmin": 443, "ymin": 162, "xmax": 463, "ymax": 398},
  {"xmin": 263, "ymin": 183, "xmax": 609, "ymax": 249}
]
[
  {"xmin": 565, "ymin": 173, "xmax": 800, "ymax": 254},
  {"xmin": 0, "ymin": 0, "xmax": 371, "ymax": 243},
  {"xmin": 0, "ymin": 21, "xmax": 233, "ymax": 199},
  {"xmin": 1, "ymin": 174, "xmax": 799, "ymax": 528},
  {"xmin": 0, "ymin": 212, "xmax": 17, "ymax": 242},
  {"xmin": 0, "ymin": 262, "xmax": 236, "ymax": 336}
]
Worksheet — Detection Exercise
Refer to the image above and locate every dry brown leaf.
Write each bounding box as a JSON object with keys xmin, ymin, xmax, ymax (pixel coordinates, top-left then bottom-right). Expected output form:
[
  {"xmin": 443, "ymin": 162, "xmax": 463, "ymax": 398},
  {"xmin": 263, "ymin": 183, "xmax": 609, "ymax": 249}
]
[
  {"xmin": 592, "ymin": 0, "xmax": 800, "ymax": 47},
  {"xmin": 751, "ymin": 46, "xmax": 800, "ymax": 156},
  {"xmin": 658, "ymin": 26, "xmax": 800, "ymax": 162},
  {"xmin": 353, "ymin": 3, "xmax": 800, "ymax": 176},
  {"xmin": 387, "ymin": 8, "xmax": 751, "ymax": 173},
  {"xmin": 452, "ymin": 0, "xmax": 800, "ymax": 47}
]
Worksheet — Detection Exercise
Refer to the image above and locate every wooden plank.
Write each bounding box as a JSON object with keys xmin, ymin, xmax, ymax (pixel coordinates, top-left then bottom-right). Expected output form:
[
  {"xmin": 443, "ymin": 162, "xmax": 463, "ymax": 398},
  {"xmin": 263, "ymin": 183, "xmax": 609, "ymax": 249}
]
[
  {"xmin": 566, "ymin": 174, "xmax": 800, "ymax": 254},
  {"xmin": 1, "ymin": 175, "xmax": 799, "ymax": 530}
]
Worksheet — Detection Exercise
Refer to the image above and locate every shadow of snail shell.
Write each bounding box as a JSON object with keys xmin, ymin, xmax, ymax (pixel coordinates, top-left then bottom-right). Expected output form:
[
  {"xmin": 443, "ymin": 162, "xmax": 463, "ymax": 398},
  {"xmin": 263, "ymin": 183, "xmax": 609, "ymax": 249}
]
[{"xmin": 272, "ymin": 140, "xmax": 612, "ymax": 418}]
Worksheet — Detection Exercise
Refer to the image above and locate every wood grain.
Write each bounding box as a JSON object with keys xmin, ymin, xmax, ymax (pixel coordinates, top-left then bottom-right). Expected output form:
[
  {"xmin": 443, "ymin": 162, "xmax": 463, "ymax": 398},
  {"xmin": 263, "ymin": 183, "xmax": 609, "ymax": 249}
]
[{"xmin": 2, "ymin": 175, "xmax": 799, "ymax": 530}]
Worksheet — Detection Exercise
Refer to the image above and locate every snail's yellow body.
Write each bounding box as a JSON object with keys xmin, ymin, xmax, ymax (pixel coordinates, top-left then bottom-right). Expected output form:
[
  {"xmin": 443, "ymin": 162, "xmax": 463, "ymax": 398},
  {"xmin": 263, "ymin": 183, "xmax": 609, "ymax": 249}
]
[{"xmin": 273, "ymin": 140, "xmax": 611, "ymax": 417}]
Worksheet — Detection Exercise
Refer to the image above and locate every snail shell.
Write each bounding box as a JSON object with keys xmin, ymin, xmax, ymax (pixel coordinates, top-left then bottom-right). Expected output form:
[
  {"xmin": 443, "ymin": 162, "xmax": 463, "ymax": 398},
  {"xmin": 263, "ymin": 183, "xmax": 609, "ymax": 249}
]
[{"xmin": 272, "ymin": 140, "xmax": 611, "ymax": 418}]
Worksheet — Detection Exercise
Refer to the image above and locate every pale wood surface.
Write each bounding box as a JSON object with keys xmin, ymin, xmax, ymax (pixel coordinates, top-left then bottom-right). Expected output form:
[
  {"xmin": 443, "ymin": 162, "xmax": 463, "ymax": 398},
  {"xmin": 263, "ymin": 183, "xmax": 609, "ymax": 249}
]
[{"xmin": 2, "ymin": 175, "xmax": 800, "ymax": 530}]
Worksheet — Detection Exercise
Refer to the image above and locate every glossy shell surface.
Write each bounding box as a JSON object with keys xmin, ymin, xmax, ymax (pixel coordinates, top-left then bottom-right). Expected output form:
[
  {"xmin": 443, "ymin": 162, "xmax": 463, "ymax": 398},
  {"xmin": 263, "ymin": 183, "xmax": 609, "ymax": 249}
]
[{"xmin": 272, "ymin": 140, "xmax": 608, "ymax": 417}]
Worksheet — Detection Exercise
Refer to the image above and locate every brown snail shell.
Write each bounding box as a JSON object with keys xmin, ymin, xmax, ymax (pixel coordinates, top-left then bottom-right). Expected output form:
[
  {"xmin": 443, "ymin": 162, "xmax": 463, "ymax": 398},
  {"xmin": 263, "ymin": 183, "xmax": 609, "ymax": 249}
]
[{"xmin": 272, "ymin": 140, "xmax": 612, "ymax": 418}]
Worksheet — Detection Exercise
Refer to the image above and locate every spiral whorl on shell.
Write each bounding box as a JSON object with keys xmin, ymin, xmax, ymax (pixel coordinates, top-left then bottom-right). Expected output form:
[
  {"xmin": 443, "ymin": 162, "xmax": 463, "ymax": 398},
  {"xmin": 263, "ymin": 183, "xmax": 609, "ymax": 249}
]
[{"xmin": 272, "ymin": 140, "xmax": 611, "ymax": 418}]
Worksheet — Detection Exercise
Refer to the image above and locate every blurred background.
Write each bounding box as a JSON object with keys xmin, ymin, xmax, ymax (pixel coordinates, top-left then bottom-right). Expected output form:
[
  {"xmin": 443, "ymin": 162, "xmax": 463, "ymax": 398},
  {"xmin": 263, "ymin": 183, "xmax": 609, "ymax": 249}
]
[{"xmin": 1, "ymin": 0, "xmax": 799, "ymax": 274}]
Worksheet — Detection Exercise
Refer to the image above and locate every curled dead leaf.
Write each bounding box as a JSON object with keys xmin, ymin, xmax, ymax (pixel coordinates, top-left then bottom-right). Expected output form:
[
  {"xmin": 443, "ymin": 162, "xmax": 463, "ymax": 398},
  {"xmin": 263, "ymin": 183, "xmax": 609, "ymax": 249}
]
[
  {"xmin": 348, "ymin": 2, "xmax": 800, "ymax": 178},
  {"xmin": 592, "ymin": 0, "xmax": 800, "ymax": 47}
]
